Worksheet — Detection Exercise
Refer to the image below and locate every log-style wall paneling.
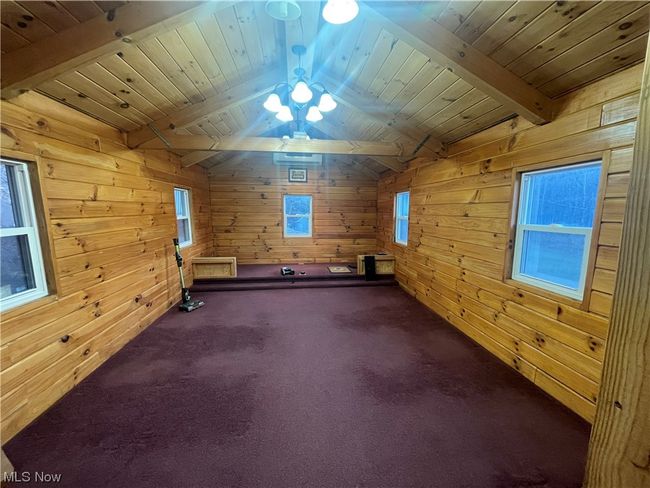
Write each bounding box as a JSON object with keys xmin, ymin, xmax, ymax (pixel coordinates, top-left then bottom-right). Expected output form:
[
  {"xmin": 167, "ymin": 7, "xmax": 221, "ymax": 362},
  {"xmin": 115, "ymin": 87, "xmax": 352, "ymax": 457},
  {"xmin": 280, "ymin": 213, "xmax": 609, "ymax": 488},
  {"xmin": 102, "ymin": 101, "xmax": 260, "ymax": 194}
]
[
  {"xmin": 210, "ymin": 157, "xmax": 378, "ymax": 263},
  {"xmin": 0, "ymin": 92, "xmax": 212, "ymax": 442},
  {"xmin": 377, "ymin": 65, "xmax": 643, "ymax": 422},
  {"xmin": 584, "ymin": 38, "xmax": 650, "ymax": 488}
]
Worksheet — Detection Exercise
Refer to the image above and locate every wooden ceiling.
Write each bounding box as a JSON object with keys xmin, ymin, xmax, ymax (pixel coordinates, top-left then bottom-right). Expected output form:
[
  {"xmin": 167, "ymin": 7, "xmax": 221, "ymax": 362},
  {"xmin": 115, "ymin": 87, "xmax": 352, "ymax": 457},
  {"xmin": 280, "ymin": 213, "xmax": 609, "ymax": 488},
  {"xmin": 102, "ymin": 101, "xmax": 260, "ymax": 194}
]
[{"xmin": 1, "ymin": 1, "xmax": 648, "ymax": 174}]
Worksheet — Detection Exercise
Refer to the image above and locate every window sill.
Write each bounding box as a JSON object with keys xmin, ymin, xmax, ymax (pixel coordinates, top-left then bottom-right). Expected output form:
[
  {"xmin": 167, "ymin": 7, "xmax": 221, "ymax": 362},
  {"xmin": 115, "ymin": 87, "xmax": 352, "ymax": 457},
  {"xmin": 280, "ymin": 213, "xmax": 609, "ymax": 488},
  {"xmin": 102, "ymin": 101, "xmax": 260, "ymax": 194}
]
[
  {"xmin": 0, "ymin": 293, "xmax": 57, "ymax": 319},
  {"xmin": 504, "ymin": 278, "xmax": 585, "ymax": 308}
]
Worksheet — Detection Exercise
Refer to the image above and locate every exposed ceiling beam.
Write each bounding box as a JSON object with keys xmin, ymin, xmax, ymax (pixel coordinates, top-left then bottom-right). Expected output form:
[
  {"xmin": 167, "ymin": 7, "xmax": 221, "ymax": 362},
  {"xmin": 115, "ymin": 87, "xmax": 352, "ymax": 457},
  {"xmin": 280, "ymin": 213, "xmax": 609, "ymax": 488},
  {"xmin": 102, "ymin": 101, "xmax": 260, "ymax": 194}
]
[
  {"xmin": 285, "ymin": 2, "xmax": 321, "ymax": 82},
  {"xmin": 127, "ymin": 69, "xmax": 282, "ymax": 148},
  {"xmin": 1, "ymin": 1, "xmax": 234, "ymax": 99},
  {"xmin": 316, "ymin": 119, "xmax": 403, "ymax": 172},
  {"xmin": 363, "ymin": 3, "xmax": 554, "ymax": 125},
  {"xmin": 181, "ymin": 115, "xmax": 287, "ymax": 167},
  {"xmin": 318, "ymin": 71, "xmax": 446, "ymax": 158},
  {"xmin": 140, "ymin": 135, "xmax": 412, "ymax": 157}
]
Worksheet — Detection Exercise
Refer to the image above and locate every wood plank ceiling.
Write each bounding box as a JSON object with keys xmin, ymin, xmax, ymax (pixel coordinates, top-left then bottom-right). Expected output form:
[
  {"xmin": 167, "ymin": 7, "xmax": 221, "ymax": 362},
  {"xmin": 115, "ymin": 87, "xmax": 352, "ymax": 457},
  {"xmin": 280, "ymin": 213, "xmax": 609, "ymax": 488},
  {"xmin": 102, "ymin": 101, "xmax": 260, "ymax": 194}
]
[{"xmin": 1, "ymin": 0, "xmax": 648, "ymax": 173}]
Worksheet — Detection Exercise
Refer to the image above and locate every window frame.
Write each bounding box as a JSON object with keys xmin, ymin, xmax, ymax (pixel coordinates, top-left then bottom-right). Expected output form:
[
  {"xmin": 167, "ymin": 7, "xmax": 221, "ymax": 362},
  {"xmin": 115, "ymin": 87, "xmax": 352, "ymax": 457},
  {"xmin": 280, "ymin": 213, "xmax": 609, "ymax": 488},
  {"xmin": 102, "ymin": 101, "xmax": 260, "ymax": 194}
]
[
  {"xmin": 509, "ymin": 159, "xmax": 604, "ymax": 301},
  {"xmin": 283, "ymin": 194, "xmax": 312, "ymax": 238},
  {"xmin": 394, "ymin": 190, "xmax": 410, "ymax": 246},
  {"xmin": 0, "ymin": 158, "xmax": 49, "ymax": 311},
  {"xmin": 174, "ymin": 187, "xmax": 193, "ymax": 248}
]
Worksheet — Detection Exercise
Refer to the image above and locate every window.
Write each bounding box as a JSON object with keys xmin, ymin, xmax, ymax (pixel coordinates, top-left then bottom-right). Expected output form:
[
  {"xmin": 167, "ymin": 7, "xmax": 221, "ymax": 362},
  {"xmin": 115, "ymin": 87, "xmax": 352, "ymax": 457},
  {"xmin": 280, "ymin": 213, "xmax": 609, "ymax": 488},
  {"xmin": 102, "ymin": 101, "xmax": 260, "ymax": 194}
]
[
  {"xmin": 174, "ymin": 188, "xmax": 192, "ymax": 247},
  {"xmin": 1, "ymin": 159, "xmax": 48, "ymax": 310},
  {"xmin": 394, "ymin": 191, "xmax": 410, "ymax": 245},
  {"xmin": 283, "ymin": 194, "xmax": 312, "ymax": 237},
  {"xmin": 512, "ymin": 161, "xmax": 602, "ymax": 300}
]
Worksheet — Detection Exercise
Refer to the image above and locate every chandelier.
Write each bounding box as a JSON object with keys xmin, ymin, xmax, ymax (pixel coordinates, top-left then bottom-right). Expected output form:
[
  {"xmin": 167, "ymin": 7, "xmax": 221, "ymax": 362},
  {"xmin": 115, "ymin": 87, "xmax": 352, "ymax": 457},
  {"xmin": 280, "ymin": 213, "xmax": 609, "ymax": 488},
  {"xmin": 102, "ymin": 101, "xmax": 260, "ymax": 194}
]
[{"xmin": 262, "ymin": 45, "xmax": 337, "ymax": 123}]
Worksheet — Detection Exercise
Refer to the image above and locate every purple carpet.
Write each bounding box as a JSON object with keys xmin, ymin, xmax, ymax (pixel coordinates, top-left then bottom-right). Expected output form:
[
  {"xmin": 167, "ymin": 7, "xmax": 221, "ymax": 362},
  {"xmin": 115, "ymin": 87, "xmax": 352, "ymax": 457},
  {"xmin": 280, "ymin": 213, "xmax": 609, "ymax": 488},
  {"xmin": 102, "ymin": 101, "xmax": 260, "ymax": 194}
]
[{"xmin": 5, "ymin": 286, "xmax": 590, "ymax": 487}]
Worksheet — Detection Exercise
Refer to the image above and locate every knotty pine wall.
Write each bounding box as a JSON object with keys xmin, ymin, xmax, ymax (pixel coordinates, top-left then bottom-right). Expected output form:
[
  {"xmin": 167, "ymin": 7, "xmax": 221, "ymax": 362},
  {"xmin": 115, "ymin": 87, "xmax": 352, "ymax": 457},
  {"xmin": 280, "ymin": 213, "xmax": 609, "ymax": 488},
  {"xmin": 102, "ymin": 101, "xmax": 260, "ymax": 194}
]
[
  {"xmin": 377, "ymin": 64, "xmax": 643, "ymax": 423},
  {"xmin": 0, "ymin": 93, "xmax": 212, "ymax": 441},
  {"xmin": 210, "ymin": 156, "xmax": 377, "ymax": 263}
]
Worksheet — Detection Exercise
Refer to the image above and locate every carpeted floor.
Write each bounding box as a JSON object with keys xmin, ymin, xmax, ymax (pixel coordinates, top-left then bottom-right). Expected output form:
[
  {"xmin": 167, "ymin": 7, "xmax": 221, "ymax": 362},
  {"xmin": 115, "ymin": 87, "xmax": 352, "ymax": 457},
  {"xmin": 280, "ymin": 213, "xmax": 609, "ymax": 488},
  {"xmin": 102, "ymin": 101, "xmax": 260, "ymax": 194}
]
[{"xmin": 5, "ymin": 286, "xmax": 590, "ymax": 488}]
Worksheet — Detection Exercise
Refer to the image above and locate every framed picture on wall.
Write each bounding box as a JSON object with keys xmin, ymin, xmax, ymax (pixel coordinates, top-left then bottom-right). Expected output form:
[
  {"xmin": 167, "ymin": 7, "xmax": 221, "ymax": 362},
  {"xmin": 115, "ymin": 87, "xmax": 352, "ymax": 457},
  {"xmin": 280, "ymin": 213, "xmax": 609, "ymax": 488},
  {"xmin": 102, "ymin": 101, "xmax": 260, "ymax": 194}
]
[{"xmin": 288, "ymin": 168, "xmax": 308, "ymax": 183}]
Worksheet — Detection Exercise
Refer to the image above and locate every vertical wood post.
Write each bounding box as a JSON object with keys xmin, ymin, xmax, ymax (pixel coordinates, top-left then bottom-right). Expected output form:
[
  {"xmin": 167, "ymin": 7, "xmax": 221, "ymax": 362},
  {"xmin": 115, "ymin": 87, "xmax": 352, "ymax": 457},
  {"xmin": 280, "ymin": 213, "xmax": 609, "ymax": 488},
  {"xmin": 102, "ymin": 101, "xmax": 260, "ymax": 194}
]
[{"xmin": 583, "ymin": 39, "xmax": 650, "ymax": 488}]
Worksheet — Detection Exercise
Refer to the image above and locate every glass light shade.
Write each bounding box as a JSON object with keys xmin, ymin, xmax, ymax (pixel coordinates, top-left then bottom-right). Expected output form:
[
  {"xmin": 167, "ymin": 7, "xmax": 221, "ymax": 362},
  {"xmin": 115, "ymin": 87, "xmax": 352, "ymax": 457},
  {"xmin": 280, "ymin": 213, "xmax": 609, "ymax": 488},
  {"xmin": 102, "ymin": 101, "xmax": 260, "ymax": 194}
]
[
  {"xmin": 276, "ymin": 105, "xmax": 294, "ymax": 122},
  {"xmin": 291, "ymin": 80, "xmax": 313, "ymax": 104},
  {"xmin": 265, "ymin": 0, "xmax": 301, "ymax": 21},
  {"xmin": 305, "ymin": 106, "xmax": 323, "ymax": 122},
  {"xmin": 263, "ymin": 93, "xmax": 282, "ymax": 113},
  {"xmin": 322, "ymin": 0, "xmax": 359, "ymax": 25},
  {"xmin": 317, "ymin": 92, "xmax": 337, "ymax": 112}
]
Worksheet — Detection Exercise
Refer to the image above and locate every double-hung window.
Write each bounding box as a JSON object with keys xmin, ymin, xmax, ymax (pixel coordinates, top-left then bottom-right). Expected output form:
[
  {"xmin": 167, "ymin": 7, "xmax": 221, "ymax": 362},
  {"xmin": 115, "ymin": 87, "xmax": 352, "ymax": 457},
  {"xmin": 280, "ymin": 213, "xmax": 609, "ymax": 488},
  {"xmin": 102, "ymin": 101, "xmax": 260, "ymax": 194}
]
[
  {"xmin": 512, "ymin": 161, "xmax": 602, "ymax": 300},
  {"xmin": 1, "ymin": 159, "xmax": 48, "ymax": 310},
  {"xmin": 394, "ymin": 191, "xmax": 410, "ymax": 245},
  {"xmin": 174, "ymin": 188, "xmax": 193, "ymax": 248},
  {"xmin": 283, "ymin": 194, "xmax": 312, "ymax": 238}
]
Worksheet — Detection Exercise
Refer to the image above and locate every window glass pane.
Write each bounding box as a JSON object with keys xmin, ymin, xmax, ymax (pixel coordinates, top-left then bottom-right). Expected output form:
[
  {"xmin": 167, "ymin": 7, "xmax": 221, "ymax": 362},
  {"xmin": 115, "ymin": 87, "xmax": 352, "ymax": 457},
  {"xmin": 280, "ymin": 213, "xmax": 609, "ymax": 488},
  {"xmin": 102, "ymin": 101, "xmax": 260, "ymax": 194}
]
[
  {"xmin": 1, "ymin": 164, "xmax": 23, "ymax": 228},
  {"xmin": 174, "ymin": 189, "xmax": 187, "ymax": 217},
  {"xmin": 1, "ymin": 235, "xmax": 36, "ymax": 298},
  {"xmin": 396, "ymin": 218, "xmax": 408, "ymax": 244},
  {"xmin": 519, "ymin": 230, "xmax": 586, "ymax": 291},
  {"xmin": 396, "ymin": 192, "xmax": 409, "ymax": 218},
  {"xmin": 177, "ymin": 218, "xmax": 191, "ymax": 245},
  {"xmin": 522, "ymin": 163, "xmax": 601, "ymax": 227},
  {"xmin": 286, "ymin": 216, "xmax": 310, "ymax": 237},
  {"xmin": 285, "ymin": 195, "xmax": 311, "ymax": 215}
]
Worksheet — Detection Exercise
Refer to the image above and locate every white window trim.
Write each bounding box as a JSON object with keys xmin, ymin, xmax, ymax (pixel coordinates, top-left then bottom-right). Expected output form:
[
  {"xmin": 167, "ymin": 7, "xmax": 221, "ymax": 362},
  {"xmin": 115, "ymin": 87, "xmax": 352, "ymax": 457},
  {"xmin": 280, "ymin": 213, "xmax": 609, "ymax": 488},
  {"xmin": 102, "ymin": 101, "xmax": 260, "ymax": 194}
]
[
  {"xmin": 1, "ymin": 159, "xmax": 48, "ymax": 311},
  {"xmin": 174, "ymin": 188, "xmax": 193, "ymax": 248},
  {"xmin": 283, "ymin": 194, "xmax": 312, "ymax": 238},
  {"xmin": 394, "ymin": 191, "xmax": 409, "ymax": 246},
  {"xmin": 511, "ymin": 162, "xmax": 601, "ymax": 300}
]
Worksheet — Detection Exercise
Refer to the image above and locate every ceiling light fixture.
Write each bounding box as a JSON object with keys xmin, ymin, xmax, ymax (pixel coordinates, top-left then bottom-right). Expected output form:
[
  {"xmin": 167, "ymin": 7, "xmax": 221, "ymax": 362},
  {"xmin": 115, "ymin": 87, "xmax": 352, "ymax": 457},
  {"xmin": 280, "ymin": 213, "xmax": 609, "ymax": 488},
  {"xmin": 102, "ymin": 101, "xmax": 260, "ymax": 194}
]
[
  {"xmin": 291, "ymin": 80, "xmax": 313, "ymax": 104},
  {"xmin": 265, "ymin": 0, "xmax": 301, "ymax": 21},
  {"xmin": 263, "ymin": 92, "xmax": 283, "ymax": 113},
  {"xmin": 305, "ymin": 106, "xmax": 323, "ymax": 123},
  {"xmin": 317, "ymin": 91, "xmax": 337, "ymax": 113},
  {"xmin": 322, "ymin": 0, "xmax": 359, "ymax": 25},
  {"xmin": 262, "ymin": 45, "xmax": 338, "ymax": 125},
  {"xmin": 276, "ymin": 105, "xmax": 294, "ymax": 122}
]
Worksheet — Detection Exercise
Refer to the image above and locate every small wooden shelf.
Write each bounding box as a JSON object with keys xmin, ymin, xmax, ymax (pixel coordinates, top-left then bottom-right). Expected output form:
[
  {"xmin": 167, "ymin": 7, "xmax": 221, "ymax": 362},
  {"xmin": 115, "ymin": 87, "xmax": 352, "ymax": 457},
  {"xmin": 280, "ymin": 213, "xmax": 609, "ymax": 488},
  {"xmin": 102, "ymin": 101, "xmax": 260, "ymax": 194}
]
[
  {"xmin": 192, "ymin": 257, "xmax": 237, "ymax": 279},
  {"xmin": 357, "ymin": 254, "xmax": 395, "ymax": 275}
]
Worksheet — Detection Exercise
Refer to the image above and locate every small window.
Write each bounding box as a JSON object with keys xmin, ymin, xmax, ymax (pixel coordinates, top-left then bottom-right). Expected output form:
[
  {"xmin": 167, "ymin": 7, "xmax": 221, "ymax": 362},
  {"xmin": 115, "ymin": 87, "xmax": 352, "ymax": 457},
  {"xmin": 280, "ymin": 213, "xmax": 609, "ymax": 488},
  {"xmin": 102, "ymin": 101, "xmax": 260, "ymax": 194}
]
[
  {"xmin": 174, "ymin": 188, "xmax": 192, "ymax": 248},
  {"xmin": 1, "ymin": 159, "xmax": 48, "ymax": 310},
  {"xmin": 283, "ymin": 194, "xmax": 312, "ymax": 238},
  {"xmin": 394, "ymin": 191, "xmax": 410, "ymax": 245},
  {"xmin": 512, "ymin": 161, "xmax": 602, "ymax": 300}
]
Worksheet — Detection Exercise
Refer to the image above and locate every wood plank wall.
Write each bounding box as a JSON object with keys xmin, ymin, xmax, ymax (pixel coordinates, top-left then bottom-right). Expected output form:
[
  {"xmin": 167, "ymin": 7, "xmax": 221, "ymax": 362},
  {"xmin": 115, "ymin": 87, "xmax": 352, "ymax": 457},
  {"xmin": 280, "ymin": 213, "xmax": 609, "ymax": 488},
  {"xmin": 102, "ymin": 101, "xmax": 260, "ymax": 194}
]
[
  {"xmin": 0, "ymin": 92, "xmax": 212, "ymax": 442},
  {"xmin": 376, "ymin": 64, "xmax": 643, "ymax": 422},
  {"xmin": 210, "ymin": 156, "xmax": 378, "ymax": 263}
]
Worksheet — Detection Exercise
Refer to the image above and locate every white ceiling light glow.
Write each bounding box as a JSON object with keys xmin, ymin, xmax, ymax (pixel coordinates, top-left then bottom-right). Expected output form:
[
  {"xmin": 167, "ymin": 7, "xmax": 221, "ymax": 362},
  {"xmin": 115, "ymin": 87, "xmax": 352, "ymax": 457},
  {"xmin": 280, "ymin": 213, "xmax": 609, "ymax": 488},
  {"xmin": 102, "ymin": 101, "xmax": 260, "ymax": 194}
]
[
  {"xmin": 275, "ymin": 105, "xmax": 294, "ymax": 122},
  {"xmin": 290, "ymin": 80, "xmax": 313, "ymax": 104},
  {"xmin": 262, "ymin": 45, "xmax": 338, "ymax": 125},
  {"xmin": 322, "ymin": 0, "xmax": 359, "ymax": 25},
  {"xmin": 317, "ymin": 92, "xmax": 337, "ymax": 113},
  {"xmin": 305, "ymin": 106, "xmax": 323, "ymax": 123},
  {"xmin": 263, "ymin": 93, "xmax": 282, "ymax": 113}
]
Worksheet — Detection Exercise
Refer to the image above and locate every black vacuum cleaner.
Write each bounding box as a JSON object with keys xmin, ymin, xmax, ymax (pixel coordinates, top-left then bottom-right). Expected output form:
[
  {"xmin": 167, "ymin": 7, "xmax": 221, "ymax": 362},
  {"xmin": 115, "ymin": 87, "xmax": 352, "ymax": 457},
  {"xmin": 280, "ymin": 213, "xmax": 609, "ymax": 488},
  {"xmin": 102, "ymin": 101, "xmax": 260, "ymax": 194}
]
[{"xmin": 173, "ymin": 238, "xmax": 205, "ymax": 312}]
